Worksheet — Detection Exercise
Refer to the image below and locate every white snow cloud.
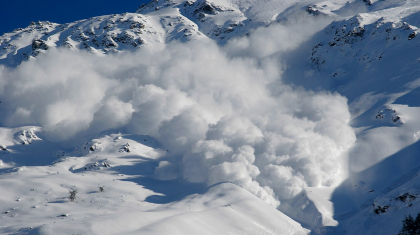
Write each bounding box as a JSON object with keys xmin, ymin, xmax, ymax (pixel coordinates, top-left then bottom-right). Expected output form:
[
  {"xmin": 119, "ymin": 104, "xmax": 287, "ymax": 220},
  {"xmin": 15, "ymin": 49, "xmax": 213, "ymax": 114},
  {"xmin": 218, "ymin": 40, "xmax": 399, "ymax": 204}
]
[{"xmin": 0, "ymin": 18, "xmax": 356, "ymax": 207}]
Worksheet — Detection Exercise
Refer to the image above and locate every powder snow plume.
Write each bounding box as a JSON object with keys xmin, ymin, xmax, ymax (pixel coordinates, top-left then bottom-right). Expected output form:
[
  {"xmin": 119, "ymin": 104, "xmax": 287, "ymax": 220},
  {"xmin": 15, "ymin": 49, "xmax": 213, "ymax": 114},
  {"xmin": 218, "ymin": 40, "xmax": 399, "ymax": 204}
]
[{"xmin": 0, "ymin": 19, "xmax": 356, "ymax": 207}]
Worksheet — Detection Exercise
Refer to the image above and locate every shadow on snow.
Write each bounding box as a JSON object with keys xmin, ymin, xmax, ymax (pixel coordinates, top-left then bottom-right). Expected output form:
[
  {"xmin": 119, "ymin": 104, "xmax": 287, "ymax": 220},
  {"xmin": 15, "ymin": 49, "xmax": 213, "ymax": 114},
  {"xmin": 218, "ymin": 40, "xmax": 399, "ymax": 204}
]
[
  {"xmin": 113, "ymin": 154, "xmax": 208, "ymax": 204},
  {"xmin": 320, "ymin": 140, "xmax": 420, "ymax": 234}
]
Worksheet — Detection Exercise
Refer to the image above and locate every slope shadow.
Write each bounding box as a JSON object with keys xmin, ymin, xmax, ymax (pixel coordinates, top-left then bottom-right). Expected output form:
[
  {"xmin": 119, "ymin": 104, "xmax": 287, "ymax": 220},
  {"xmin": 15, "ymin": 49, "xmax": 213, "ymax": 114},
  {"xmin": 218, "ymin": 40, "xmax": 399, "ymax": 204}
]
[
  {"xmin": 394, "ymin": 86, "xmax": 420, "ymax": 107},
  {"xmin": 322, "ymin": 140, "xmax": 420, "ymax": 234},
  {"xmin": 0, "ymin": 139, "xmax": 69, "ymax": 174},
  {"xmin": 113, "ymin": 155, "xmax": 208, "ymax": 204},
  {"xmin": 115, "ymin": 155, "xmax": 159, "ymax": 175},
  {"xmin": 121, "ymin": 177, "xmax": 208, "ymax": 204}
]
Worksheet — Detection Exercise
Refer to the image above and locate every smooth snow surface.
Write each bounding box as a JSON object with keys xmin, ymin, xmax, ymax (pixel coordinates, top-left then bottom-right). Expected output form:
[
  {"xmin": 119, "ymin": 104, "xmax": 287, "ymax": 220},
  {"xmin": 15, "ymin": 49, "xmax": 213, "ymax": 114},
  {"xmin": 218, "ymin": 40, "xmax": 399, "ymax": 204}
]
[{"xmin": 1, "ymin": 0, "xmax": 420, "ymax": 234}]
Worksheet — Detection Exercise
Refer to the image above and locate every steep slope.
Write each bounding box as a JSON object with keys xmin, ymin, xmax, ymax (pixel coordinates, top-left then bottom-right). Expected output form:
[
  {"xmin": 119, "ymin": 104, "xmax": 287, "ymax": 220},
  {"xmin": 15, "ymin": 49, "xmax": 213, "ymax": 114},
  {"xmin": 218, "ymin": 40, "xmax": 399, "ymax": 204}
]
[
  {"xmin": 283, "ymin": 0, "xmax": 420, "ymax": 173},
  {"xmin": 279, "ymin": 0, "xmax": 420, "ymax": 233},
  {"xmin": 326, "ymin": 140, "xmax": 420, "ymax": 234}
]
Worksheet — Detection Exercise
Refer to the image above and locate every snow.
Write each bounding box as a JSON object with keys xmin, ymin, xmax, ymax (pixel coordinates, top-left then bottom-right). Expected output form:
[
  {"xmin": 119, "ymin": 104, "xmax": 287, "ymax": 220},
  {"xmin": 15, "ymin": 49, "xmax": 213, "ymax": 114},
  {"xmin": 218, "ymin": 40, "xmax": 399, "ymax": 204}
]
[
  {"xmin": 0, "ymin": 131, "xmax": 308, "ymax": 234},
  {"xmin": 1, "ymin": 0, "xmax": 420, "ymax": 234},
  {"xmin": 304, "ymin": 187, "xmax": 337, "ymax": 227}
]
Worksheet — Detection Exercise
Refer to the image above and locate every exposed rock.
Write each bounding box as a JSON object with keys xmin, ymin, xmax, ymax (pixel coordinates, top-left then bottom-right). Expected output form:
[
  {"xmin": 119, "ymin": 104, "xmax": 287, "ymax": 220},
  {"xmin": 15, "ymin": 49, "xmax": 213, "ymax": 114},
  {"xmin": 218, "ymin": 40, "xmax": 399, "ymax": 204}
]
[{"xmin": 32, "ymin": 39, "xmax": 48, "ymax": 50}]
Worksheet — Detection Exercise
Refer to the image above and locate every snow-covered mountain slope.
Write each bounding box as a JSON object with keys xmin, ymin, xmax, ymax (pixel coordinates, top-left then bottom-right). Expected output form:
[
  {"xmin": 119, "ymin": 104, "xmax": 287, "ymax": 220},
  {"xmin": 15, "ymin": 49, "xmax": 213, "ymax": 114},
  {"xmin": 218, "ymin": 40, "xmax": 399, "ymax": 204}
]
[
  {"xmin": 0, "ymin": 12, "xmax": 206, "ymax": 67},
  {"xmin": 278, "ymin": 0, "xmax": 420, "ymax": 233},
  {"xmin": 0, "ymin": 0, "xmax": 370, "ymax": 67},
  {"xmin": 0, "ymin": 129, "xmax": 308, "ymax": 235},
  {"xmin": 2, "ymin": 0, "xmax": 420, "ymax": 234},
  {"xmin": 283, "ymin": 0, "xmax": 420, "ymax": 171},
  {"xmin": 325, "ymin": 140, "xmax": 420, "ymax": 234}
]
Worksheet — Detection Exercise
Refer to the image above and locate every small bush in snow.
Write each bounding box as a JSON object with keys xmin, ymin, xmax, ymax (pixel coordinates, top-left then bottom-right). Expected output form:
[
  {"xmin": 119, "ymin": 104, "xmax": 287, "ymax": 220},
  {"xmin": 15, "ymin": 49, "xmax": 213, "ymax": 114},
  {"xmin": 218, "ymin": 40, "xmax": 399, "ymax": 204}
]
[{"xmin": 68, "ymin": 189, "xmax": 77, "ymax": 202}]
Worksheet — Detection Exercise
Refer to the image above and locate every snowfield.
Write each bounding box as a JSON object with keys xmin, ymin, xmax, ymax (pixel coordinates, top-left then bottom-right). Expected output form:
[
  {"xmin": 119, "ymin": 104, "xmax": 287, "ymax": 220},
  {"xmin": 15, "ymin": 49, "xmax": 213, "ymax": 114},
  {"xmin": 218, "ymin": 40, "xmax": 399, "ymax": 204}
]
[
  {"xmin": 0, "ymin": 131, "xmax": 308, "ymax": 234},
  {"xmin": 1, "ymin": 0, "xmax": 420, "ymax": 234}
]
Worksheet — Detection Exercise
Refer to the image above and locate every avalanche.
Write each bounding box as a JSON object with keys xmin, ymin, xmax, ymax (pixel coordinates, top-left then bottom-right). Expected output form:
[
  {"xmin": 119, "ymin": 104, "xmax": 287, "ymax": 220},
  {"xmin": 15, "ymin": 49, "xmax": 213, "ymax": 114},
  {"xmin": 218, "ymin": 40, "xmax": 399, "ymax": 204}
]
[{"xmin": 1, "ymin": 0, "xmax": 420, "ymax": 234}]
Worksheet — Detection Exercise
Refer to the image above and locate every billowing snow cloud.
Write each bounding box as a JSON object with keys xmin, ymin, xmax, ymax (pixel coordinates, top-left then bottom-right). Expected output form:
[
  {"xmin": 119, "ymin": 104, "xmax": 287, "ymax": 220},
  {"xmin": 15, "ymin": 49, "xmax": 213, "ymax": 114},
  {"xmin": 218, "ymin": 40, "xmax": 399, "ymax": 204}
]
[{"xmin": 0, "ymin": 19, "xmax": 356, "ymax": 207}]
